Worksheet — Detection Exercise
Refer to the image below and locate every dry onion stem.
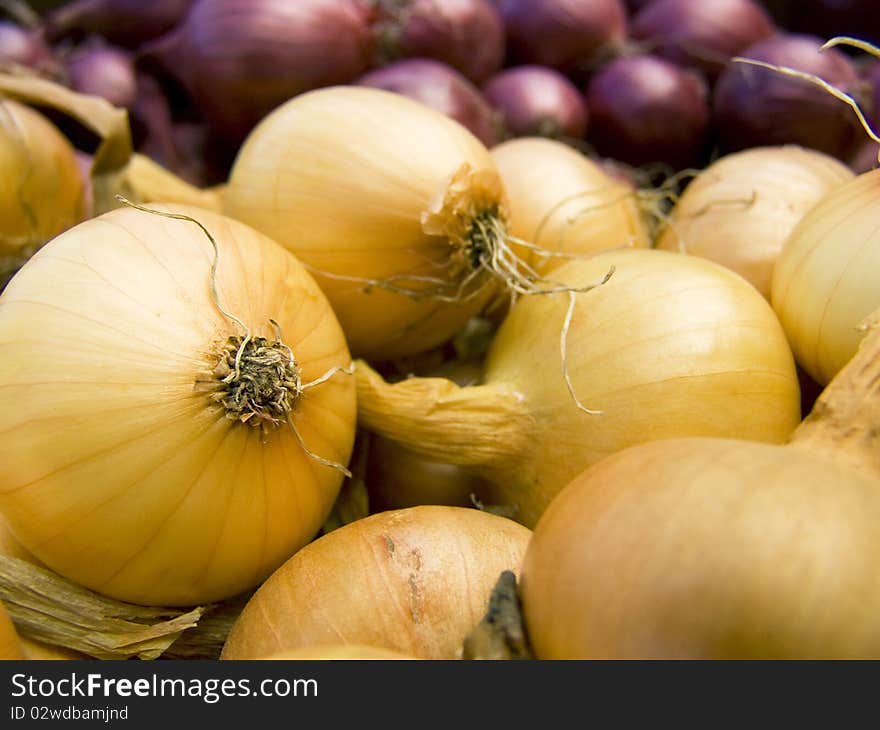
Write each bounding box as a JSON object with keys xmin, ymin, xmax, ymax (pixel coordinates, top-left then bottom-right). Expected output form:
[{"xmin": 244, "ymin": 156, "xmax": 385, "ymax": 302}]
[{"xmin": 462, "ymin": 570, "xmax": 532, "ymax": 660}]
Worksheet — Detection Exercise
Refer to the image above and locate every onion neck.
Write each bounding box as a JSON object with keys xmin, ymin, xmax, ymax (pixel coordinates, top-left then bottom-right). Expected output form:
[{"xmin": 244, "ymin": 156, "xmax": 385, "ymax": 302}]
[{"xmin": 789, "ymin": 324, "xmax": 880, "ymax": 479}]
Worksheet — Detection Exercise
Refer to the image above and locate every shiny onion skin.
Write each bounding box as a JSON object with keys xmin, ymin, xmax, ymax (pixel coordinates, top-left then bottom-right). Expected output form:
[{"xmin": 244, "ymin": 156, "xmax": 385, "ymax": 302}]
[
  {"xmin": 771, "ymin": 169, "xmax": 880, "ymax": 386},
  {"xmin": 713, "ymin": 33, "xmax": 862, "ymax": 160},
  {"xmin": 220, "ymin": 506, "xmax": 531, "ymax": 660},
  {"xmin": 657, "ymin": 145, "xmax": 854, "ymax": 299},
  {"xmin": 356, "ymin": 248, "xmax": 802, "ymax": 528},
  {"xmin": 64, "ymin": 41, "xmax": 138, "ymax": 110},
  {"xmin": 0, "ymin": 205, "xmax": 356, "ymax": 606},
  {"xmin": 225, "ymin": 86, "xmax": 505, "ymax": 360},
  {"xmin": 356, "ymin": 58, "xmax": 497, "ymax": 147}
]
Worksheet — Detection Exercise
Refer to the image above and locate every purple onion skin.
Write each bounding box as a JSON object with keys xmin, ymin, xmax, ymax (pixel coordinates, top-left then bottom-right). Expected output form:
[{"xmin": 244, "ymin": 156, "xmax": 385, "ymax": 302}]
[
  {"xmin": 65, "ymin": 42, "xmax": 138, "ymax": 109},
  {"xmin": 482, "ymin": 65, "xmax": 588, "ymax": 140},
  {"xmin": 374, "ymin": 0, "xmax": 504, "ymax": 84},
  {"xmin": 713, "ymin": 33, "xmax": 863, "ymax": 161},
  {"xmin": 585, "ymin": 54, "xmax": 710, "ymax": 169},
  {"xmin": 141, "ymin": 0, "xmax": 374, "ymax": 144},
  {"xmin": 631, "ymin": 0, "xmax": 776, "ymax": 81},
  {"xmin": 498, "ymin": 0, "xmax": 628, "ymax": 76},
  {"xmin": 356, "ymin": 58, "xmax": 498, "ymax": 147},
  {"xmin": 0, "ymin": 22, "xmax": 58, "ymax": 75},
  {"xmin": 45, "ymin": 0, "xmax": 196, "ymax": 48}
]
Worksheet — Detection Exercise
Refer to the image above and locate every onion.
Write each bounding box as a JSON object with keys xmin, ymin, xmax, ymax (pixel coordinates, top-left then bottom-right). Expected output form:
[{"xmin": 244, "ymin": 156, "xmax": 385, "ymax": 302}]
[
  {"xmin": 482, "ymin": 65, "xmax": 588, "ymax": 140},
  {"xmin": 713, "ymin": 32, "xmax": 862, "ymax": 160},
  {"xmin": 220, "ymin": 505, "xmax": 532, "ymax": 659},
  {"xmin": 771, "ymin": 168, "xmax": 880, "ymax": 386},
  {"xmin": 0, "ymin": 203, "xmax": 356, "ymax": 606},
  {"xmin": 355, "ymin": 248, "xmax": 801, "ymax": 527},
  {"xmin": 356, "ymin": 58, "xmax": 497, "ymax": 147},
  {"xmin": 0, "ymin": 598, "xmax": 22, "ymax": 659},
  {"xmin": 656, "ymin": 145, "xmax": 854, "ymax": 298},
  {"xmin": 491, "ymin": 137, "xmax": 650, "ymax": 274},
  {"xmin": 225, "ymin": 86, "xmax": 517, "ymax": 360},
  {"xmin": 0, "ymin": 98, "xmax": 86, "ymax": 291},
  {"xmin": 585, "ymin": 53, "xmax": 711, "ymax": 169},
  {"xmin": 630, "ymin": 0, "xmax": 776, "ymax": 81},
  {"xmin": 45, "ymin": 0, "xmax": 196, "ymax": 48},
  {"xmin": 0, "ymin": 21, "xmax": 58, "ymax": 76},
  {"xmin": 497, "ymin": 0, "xmax": 628, "ymax": 75},
  {"xmin": 257, "ymin": 645, "xmax": 420, "ymax": 660},
  {"xmin": 371, "ymin": 0, "xmax": 504, "ymax": 83},
  {"xmin": 520, "ymin": 324, "xmax": 880, "ymax": 658},
  {"xmin": 64, "ymin": 40, "xmax": 138, "ymax": 110},
  {"xmin": 141, "ymin": 0, "xmax": 374, "ymax": 142},
  {"xmin": 19, "ymin": 638, "xmax": 84, "ymax": 661}
]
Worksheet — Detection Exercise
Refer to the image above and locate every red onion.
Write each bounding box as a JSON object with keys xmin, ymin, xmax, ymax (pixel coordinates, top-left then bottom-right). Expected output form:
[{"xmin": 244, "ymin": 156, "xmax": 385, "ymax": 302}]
[
  {"xmin": 45, "ymin": 0, "xmax": 196, "ymax": 48},
  {"xmin": 140, "ymin": 0, "xmax": 374, "ymax": 143},
  {"xmin": 585, "ymin": 53, "xmax": 710, "ymax": 169},
  {"xmin": 482, "ymin": 65, "xmax": 588, "ymax": 140},
  {"xmin": 0, "ymin": 21, "xmax": 57, "ymax": 75},
  {"xmin": 372, "ymin": 0, "xmax": 504, "ymax": 83},
  {"xmin": 497, "ymin": 0, "xmax": 628, "ymax": 76},
  {"xmin": 631, "ymin": 0, "xmax": 776, "ymax": 81},
  {"xmin": 356, "ymin": 58, "xmax": 497, "ymax": 147},
  {"xmin": 64, "ymin": 40, "xmax": 138, "ymax": 109},
  {"xmin": 713, "ymin": 33, "xmax": 863, "ymax": 160}
]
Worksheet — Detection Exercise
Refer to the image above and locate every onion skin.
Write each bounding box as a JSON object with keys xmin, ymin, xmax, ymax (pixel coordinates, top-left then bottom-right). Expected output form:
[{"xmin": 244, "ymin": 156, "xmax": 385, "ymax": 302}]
[
  {"xmin": 585, "ymin": 53, "xmax": 711, "ymax": 169},
  {"xmin": 142, "ymin": 0, "xmax": 374, "ymax": 142},
  {"xmin": 482, "ymin": 65, "xmax": 588, "ymax": 140},
  {"xmin": 373, "ymin": 0, "xmax": 505, "ymax": 83},
  {"xmin": 254, "ymin": 645, "xmax": 421, "ymax": 660},
  {"xmin": 657, "ymin": 145, "xmax": 854, "ymax": 298},
  {"xmin": 220, "ymin": 506, "xmax": 531, "ymax": 660},
  {"xmin": 497, "ymin": 0, "xmax": 628, "ymax": 75},
  {"xmin": 713, "ymin": 33, "xmax": 862, "ymax": 160},
  {"xmin": 0, "ymin": 599, "xmax": 22, "ymax": 660},
  {"xmin": 64, "ymin": 41, "xmax": 138, "ymax": 110},
  {"xmin": 631, "ymin": 0, "xmax": 776, "ymax": 81},
  {"xmin": 0, "ymin": 204, "xmax": 356, "ymax": 606},
  {"xmin": 0, "ymin": 22, "xmax": 58, "ymax": 76},
  {"xmin": 356, "ymin": 58, "xmax": 497, "ymax": 147}
]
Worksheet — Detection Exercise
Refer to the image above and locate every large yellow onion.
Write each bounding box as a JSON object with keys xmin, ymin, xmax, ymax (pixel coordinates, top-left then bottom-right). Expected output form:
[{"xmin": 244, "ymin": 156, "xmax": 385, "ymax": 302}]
[
  {"xmin": 520, "ymin": 323, "xmax": 880, "ymax": 659},
  {"xmin": 656, "ymin": 145, "xmax": 853, "ymax": 298},
  {"xmin": 220, "ymin": 505, "xmax": 531, "ymax": 660},
  {"xmin": 225, "ymin": 86, "xmax": 520, "ymax": 360},
  {"xmin": 0, "ymin": 204, "xmax": 356, "ymax": 606},
  {"xmin": 771, "ymin": 168, "xmax": 880, "ymax": 385},
  {"xmin": 356, "ymin": 248, "xmax": 801, "ymax": 527}
]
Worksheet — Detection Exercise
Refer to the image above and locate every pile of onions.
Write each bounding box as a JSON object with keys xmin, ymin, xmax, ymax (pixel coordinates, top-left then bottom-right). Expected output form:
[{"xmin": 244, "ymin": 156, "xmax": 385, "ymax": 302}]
[
  {"xmin": 490, "ymin": 136, "xmax": 650, "ymax": 274},
  {"xmin": 220, "ymin": 505, "xmax": 531, "ymax": 660},
  {"xmin": 0, "ymin": 203, "xmax": 356, "ymax": 606},
  {"xmin": 141, "ymin": 0, "xmax": 374, "ymax": 142},
  {"xmin": 520, "ymin": 323, "xmax": 880, "ymax": 658},
  {"xmin": 356, "ymin": 247, "xmax": 801, "ymax": 527},
  {"xmin": 0, "ymin": 98, "xmax": 85, "ymax": 291},
  {"xmin": 630, "ymin": 0, "xmax": 776, "ymax": 80},
  {"xmin": 771, "ymin": 168, "xmax": 880, "ymax": 386},
  {"xmin": 657, "ymin": 145, "xmax": 854, "ymax": 298},
  {"xmin": 370, "ymin": 0, "xmax": 504, "ymax": 84},
  {"xmin": 585, "ymin": 53, "xmax": 711, "ymax": 169},
  {"xmin": 713, "ymin": 32, "xmax": 863, "ymax": 160},
  {"xmin": 225, "ymin": 86, "xmax": 510, "ymax": 360},
  {"xmin": 356, "ymin": 58, "xmax": 497, "ymax": 147},
  {"xmin": 482, "ymin": 65, "xmax": 588, "ymax": 140}
]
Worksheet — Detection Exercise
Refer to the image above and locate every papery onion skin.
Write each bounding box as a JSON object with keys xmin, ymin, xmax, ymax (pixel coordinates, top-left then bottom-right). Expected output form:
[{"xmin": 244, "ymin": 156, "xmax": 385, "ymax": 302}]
[
  {"xmin": 373, "ymin": 0, "xmax": 505, "ymax": 84},
  {"xmin": 356, "ymin": 58, "xmax": 497, "ymax": 147},
  {"xmin": 521, "ymin": 437, "xmax": 880, "ymax": 659},
  {"xmin": 0, "ymin": 599, "xmax": 22, "ymax": 660},
  {"xmin": 630, "ymin": 0, "xmax": 776, "ymax": 81},
  {"xmin": 0, "ymin": 204, "xmax": 356, "ymax": 606},
  {"xmin": 220, "ymin": 505, "xmax": 531, "ymax": 660},
  {"xmin": 657, "ymin": 145, "xmax": 854, "ymax": 298},
  {"xmin": 585, "ymin": 53, "xmax": 711, "ymax": 169},
  {"xmin": 141, "ymin": 0, "xmax": 374, "ymax": 143},
  {"xmin": 482, "ymin": 65, "xmax": 588, "ymax": 140},
  {"xmin": 225, "ymin": 86, "xmax": 504, "ymax": 361},
  {"xmin": 712, "ymin": 33, "xmax": 862, "ymax": 160},
  {"xmin": 771, "ymin": 168, "xmax": 880, "ymax": 386}
]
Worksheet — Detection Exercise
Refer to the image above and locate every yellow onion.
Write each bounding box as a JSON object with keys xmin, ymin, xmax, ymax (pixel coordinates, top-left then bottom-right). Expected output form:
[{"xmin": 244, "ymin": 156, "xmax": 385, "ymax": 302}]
[
  {"xmin": 19, "ymin": 638, "xmax": 84, "ymax": 661},
  {"xmin": 0, "ymin": 598, "xmax": 22, "ymax": 659},
  {"xmin": 0, "ymin": 203, "xmax": 356, "ymax": 606},
  {"xmin": 356, "ymin": 248, "xmax": 801, "ymax": 527},
  {"xmin": 220, "ymin": 505, "xmax": 531, "ymax": 660},
  {"xmin": 771, "ymin": 168, "xmax": 880, "ymax": 385},
  {"xmin": 225, "ymin": 86, "xmax": 555, "ymax": 360},
  {"xmin": 255, "ymin": 645, "xmax": 421, "ymax": 660},
  {"xmin": 657, "ymin": 145, "xmax": 853, "ymax": 298},
  {"xmin": 520, "ymin": 323, "xmax": 880, "ymax": 658},
  {"xmin": 0, "ymin": 98, "xmax": 85, "ymax": 289}
]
